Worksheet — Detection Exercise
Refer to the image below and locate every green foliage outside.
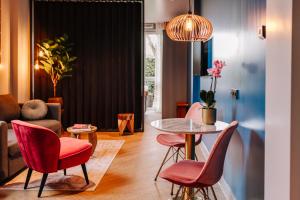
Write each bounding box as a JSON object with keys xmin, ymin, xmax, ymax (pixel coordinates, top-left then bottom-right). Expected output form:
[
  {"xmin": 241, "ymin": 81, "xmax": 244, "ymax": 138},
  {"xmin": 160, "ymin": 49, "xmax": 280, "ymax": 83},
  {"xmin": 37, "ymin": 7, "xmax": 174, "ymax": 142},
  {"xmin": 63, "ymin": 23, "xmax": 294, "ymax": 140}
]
[
  {"xmin": 145, "ymin": 58, "xmax": 155, "ymax": 95},
  {"xmin": 145, "ymin": 58, "xmax": 155, "ymax": 77}
]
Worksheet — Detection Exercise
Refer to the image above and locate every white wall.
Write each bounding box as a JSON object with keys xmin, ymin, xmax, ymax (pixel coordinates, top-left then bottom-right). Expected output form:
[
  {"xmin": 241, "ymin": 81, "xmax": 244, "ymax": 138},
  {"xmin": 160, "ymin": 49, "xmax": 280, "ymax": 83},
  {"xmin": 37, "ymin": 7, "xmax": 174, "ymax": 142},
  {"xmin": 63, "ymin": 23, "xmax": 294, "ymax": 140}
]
[
  {"xmin": 144, "ymin": 0, "xmax": 190, "ymax": 23},
  {"xmin": 265, "ymin": 0, "xmax": 292, "ymax": 199},
  {"xmin": 0, "ymin": 0, "xmax": 30, "ymax": 102},
  {"xmin": 0, "ymin": 0, "xmax": 10, "ymax": 94},
  {"xmin": 15, "ymin": 0, "xmax": 30, "ymax": 102}
]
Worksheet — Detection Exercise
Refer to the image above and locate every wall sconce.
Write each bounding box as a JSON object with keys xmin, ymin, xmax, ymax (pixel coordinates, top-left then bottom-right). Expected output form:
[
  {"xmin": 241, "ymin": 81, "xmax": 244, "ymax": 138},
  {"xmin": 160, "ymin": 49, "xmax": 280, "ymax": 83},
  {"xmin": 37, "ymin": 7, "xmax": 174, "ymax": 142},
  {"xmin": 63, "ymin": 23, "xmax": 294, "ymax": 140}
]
[
  {"xmin": 34, "ymin": 60, "xmax": 40, "ymax": 70},
  {"xmin": 35, "ymin": 49, "xmax": 44, "ymax": 70}
]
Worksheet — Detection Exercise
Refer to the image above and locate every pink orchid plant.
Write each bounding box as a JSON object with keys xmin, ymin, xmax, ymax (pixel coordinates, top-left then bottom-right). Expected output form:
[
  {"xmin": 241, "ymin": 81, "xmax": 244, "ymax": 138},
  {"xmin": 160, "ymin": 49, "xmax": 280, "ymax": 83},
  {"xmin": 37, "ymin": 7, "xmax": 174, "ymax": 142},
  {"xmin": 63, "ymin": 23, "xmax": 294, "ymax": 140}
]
[
  {"xmin": 200, "ymin": 60, "xmax": 226, "ymax": 108},
  {"xmin": 208, "ymin": 60, "xmax": 225, "ymax": 91},
  {"xmin": 207, "ymin": 60, "xmax": 225, "ymax": 78}
]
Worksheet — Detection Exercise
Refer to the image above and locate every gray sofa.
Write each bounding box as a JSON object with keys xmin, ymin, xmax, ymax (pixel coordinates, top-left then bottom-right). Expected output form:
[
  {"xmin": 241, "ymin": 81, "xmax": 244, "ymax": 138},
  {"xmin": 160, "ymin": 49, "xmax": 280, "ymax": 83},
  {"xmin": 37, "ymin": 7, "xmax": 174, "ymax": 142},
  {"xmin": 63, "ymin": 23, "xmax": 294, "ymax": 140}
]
[{"xmin": 0, "ymin": 94, "xmax": 61, "ymax": 183}]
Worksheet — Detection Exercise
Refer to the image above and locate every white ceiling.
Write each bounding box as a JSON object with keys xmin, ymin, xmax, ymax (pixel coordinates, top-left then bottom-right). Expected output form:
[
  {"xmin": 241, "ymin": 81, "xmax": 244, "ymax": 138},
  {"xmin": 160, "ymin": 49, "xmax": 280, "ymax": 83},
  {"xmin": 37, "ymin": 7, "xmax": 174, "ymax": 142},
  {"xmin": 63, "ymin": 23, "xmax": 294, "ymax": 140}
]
[{"xmin": 144, "ymin": 0, "xmax": 189, "ymax": 23}]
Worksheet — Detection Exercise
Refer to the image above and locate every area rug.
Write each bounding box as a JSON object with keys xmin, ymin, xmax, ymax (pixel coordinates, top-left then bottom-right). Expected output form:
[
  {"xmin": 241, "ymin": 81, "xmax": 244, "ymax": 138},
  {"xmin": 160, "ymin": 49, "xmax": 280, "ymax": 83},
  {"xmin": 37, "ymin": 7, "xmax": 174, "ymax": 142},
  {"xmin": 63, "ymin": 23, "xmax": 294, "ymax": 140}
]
[{"xmin": 0, "ymin": 140, "xmax": 124, "ymax": 192}]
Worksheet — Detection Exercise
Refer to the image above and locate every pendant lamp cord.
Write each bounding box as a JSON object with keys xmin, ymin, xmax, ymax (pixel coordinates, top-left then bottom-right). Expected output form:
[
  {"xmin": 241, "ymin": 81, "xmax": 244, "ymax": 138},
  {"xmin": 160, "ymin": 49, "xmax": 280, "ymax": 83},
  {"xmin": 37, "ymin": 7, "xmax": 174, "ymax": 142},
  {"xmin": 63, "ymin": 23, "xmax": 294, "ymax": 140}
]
[{"xmin": 188, "ymin": 0, "xmax": 192, "ymax": 14}]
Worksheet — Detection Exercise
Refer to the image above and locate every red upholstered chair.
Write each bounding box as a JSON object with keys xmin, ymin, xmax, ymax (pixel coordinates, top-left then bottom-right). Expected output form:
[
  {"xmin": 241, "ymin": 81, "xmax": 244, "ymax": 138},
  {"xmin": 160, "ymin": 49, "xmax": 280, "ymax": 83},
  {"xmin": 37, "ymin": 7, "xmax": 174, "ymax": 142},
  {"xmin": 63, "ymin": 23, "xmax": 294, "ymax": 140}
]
[
  {"xmin": 160, "ymin": 121, "xmax": 238, "ymax": 200},
  {"xmin": 154, "ymin": 102, "xmax": 203, "ymax": 194},
  {"xmin": 11, "ymin": 120, "xmax": 92, "ymax": 198}
]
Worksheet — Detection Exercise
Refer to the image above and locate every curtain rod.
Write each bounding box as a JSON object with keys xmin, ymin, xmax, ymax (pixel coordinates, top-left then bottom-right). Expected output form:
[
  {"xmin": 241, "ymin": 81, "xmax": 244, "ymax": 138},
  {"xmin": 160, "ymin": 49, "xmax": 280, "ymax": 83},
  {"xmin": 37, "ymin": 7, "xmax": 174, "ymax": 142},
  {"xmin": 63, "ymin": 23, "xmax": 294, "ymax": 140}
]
[{"xmin": 34, "ymin": 0, "xmax": 143, "ymax": 3}]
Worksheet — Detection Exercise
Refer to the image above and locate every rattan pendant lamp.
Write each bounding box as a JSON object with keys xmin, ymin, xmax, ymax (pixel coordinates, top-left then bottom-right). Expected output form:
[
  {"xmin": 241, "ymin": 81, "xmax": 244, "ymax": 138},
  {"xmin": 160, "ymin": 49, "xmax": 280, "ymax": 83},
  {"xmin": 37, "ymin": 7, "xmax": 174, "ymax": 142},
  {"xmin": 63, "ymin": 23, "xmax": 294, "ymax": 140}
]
[{"xmin": 166, "ymin": 0, "xmax": 213, "ymax": 41}]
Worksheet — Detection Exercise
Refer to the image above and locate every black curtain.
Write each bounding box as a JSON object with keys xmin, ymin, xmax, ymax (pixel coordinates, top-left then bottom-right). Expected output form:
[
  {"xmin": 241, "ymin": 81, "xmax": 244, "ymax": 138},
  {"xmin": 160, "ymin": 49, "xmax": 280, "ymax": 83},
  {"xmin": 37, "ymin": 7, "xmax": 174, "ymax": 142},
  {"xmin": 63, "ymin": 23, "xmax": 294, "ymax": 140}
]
[{"xmin": 33, "ymin": 1, "xmax": 144, "ymax": 131}]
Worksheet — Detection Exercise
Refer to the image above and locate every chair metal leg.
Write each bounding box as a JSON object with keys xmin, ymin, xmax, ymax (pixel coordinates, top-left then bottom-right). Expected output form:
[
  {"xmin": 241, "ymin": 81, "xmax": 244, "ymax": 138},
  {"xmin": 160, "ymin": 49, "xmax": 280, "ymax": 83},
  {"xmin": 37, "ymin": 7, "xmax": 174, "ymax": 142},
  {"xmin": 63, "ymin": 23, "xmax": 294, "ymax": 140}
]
[
  {"xmin": 179, "ymin": 148, "xmax": 185, "ymax": 159},
  {"xmin": 195, "ymin": 153, "xmax": 199, "ymax": 161},
  {"xmin": 211, "ymin": 186, "xmax": 217, "ymax": 200},
  {"xmin": 201, "ymin": 188, "xmax": 208, "ymax": 200},
  {"xmin": 38, "ymin": 173, "xmax": 48, "ymax": 198},
  {"xmin": 175, "ymin": 148, "xmax": 180, "ymax": 162},
  {"xmin": 24, "ymin": 168, "xmax": 32, "ymax": 189},
  {"xmin": 171, "ymin": 148, "xmax": 181, "ymax": 195},
  {"xmin": 64, "ymin": 169, "xmax": 67, "ymax": 176},
  {"xmin": 171, "ymin": 183, "xmax": 175, "ymax": 195},
  {"xmin": 181, "ymin": 187, "xmax": 186, "ymax": 200},
  {"xmin": 175, "ymin": 186, "xmax": 183, "ymax": 200},
  {"xmin": 205, "ymin": 187, "xmax": 209, "ymax": 199},
  {"xmin": 81, "ymin": 163, "xmax": 89, "ymax": 185},
  {"xmin": 179, "ymin": 148, "xmax": 199, "ymax": 161},
  {"xmin": 154, "ymin": 146, "xmax": 172, "ymax": 181}
]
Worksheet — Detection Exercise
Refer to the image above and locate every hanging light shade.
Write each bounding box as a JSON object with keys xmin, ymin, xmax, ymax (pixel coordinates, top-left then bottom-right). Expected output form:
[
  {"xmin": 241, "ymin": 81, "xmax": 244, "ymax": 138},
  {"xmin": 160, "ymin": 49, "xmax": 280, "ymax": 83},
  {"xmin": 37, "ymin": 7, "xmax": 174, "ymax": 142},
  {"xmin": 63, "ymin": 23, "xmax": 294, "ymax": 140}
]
[
  {"xmin": 166, "ymin": 13, "xmax": 213, "ymax": 41},
  {"xmin": 166, "ymin": 9, "xmax": 213, "ymax": 41}
]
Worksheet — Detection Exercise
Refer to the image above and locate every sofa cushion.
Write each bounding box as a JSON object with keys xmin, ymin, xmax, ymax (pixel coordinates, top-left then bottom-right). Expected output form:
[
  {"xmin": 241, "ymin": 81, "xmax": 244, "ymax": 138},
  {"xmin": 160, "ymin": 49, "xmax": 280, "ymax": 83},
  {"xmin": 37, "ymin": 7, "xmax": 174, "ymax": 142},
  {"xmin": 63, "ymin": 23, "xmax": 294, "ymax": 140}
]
[
  {"xmin": 25, "ymin": 119, "xmax": 61, "ymax": 134},
  {"xmin": 21, "ymin": 99, "xmax": 48, "ymax": 120},
  {"xmin": 7, "ymin": 129, "xmax": 22, "ymax": 159},
  {"xmin": 0, "ymin": 94, "xmax": 20, "ymax": 122}
]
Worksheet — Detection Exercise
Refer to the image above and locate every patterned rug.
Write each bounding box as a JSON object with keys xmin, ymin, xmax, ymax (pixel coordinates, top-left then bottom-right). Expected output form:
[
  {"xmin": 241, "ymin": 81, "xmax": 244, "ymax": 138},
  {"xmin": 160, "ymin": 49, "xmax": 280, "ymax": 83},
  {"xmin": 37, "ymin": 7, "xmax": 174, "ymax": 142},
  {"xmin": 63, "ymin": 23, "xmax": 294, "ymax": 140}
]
[{"xmin": 0, "ymin": 140, "xmax": 124, "ymax": 192}]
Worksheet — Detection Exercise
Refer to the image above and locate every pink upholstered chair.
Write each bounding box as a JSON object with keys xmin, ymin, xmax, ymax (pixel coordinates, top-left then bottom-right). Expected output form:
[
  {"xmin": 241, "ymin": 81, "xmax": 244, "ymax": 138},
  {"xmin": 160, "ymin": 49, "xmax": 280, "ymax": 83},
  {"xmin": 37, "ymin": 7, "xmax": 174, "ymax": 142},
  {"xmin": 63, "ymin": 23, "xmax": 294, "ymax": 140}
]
[
  {"xmin": 11, "ymin": 120, "xmax": 92, "ymax": 198},
  {"xmin": 159, "ymin": 121, "xmax": 238, "ymax": 200},
  {"xmin": 154, "ymin": 102, "xmax": 203, "ymax": 194}
]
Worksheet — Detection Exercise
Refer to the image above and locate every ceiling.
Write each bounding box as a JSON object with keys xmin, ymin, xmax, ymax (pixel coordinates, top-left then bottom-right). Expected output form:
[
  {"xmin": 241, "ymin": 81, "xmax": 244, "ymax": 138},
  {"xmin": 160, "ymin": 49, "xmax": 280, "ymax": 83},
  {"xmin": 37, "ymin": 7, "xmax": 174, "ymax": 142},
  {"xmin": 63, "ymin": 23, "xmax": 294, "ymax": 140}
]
[{"xmin": 144, "ymin": 0, "xmax": 190, "ymax": 23}]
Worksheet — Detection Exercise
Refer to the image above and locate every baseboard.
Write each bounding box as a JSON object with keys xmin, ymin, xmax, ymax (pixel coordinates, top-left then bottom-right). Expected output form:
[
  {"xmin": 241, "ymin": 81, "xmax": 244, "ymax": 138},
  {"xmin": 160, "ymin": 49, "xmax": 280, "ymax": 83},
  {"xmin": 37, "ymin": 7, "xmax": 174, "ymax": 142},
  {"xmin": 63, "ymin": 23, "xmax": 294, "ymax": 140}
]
[{"xmin": 199, "ymin": 143, "xmax": 236, "ymax": 200}]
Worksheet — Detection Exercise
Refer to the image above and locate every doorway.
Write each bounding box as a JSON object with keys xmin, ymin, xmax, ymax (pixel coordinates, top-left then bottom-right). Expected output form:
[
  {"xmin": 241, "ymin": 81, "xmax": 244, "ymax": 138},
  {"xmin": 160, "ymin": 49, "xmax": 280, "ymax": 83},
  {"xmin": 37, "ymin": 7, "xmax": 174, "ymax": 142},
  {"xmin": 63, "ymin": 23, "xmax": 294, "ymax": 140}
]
[{"xmin": 144, "ymin": 33, "xmax": 162, "ymax": 114}]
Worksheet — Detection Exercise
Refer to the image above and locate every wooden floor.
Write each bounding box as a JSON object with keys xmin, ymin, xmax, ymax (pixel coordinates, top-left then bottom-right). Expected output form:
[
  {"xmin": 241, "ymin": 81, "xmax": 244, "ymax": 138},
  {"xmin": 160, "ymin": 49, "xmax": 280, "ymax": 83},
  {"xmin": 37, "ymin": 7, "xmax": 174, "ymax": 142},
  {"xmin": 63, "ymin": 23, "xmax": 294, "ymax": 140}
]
[{"xmin": 0, "ymin": 111, "xmax": 225, "ymax": 200}]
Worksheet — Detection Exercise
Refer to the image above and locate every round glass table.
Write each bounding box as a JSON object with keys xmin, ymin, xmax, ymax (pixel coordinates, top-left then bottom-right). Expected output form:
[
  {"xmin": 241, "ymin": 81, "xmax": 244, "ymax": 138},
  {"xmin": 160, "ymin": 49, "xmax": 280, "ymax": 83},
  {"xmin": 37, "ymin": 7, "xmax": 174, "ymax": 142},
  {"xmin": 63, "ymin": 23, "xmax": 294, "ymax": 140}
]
[{"xmin": 151, "ymin": 118, "xmax": 229, "ymax": 199}]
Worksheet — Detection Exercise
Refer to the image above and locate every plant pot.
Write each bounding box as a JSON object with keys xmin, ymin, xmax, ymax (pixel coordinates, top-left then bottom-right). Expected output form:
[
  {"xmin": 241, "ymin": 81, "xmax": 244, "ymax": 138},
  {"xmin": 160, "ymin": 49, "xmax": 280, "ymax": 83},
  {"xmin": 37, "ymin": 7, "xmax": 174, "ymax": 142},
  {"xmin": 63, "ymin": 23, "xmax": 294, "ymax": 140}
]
[
  {"xmin": 202, "ymin": 108, "xmax": 217, "ymax": 125},
  {"xmin": 48, "ymin": 97, "xmax": 64, "ymax": 108}
]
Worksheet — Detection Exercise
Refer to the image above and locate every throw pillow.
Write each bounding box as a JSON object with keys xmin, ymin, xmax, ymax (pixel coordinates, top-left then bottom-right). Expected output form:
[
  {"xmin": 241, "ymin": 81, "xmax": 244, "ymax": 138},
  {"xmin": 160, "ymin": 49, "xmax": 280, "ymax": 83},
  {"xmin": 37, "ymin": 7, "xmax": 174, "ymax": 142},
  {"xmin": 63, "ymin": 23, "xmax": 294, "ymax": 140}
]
[{"xmin": 21, "ymin": 99, "xmax": 48, "ymax": 120}]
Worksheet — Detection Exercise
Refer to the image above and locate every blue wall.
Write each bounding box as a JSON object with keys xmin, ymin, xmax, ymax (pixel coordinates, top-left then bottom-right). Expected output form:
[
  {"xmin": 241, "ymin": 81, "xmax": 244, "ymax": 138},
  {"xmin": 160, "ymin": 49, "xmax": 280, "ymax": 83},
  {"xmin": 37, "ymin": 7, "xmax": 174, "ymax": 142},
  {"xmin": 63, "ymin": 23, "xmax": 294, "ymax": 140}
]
[
  {"xmin": 199, "ymin": 0, "xmax": 265, "ymax": 199},
  {"xmin": 193, "ymin": 75, "xmax": 201, "ymax": 103}
]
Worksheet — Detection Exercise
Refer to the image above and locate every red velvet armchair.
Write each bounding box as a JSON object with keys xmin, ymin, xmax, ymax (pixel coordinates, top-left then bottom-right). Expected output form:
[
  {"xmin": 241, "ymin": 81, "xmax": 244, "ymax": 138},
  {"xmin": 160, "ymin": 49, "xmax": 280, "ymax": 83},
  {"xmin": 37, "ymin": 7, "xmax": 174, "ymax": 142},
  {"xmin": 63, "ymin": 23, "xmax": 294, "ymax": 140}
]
[{"xmin": 11, "ymin": 120, "xmax": 92, "ymax": 198}]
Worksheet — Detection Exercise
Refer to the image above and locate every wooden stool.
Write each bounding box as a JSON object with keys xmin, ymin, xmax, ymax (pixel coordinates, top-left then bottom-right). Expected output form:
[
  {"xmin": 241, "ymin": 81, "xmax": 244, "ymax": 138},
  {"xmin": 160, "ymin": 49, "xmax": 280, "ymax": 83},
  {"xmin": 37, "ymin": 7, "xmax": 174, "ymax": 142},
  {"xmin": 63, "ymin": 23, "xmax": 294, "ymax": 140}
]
[{"xmin": 118, "ymin": 113, "xmax": 134, "ymax": 136}]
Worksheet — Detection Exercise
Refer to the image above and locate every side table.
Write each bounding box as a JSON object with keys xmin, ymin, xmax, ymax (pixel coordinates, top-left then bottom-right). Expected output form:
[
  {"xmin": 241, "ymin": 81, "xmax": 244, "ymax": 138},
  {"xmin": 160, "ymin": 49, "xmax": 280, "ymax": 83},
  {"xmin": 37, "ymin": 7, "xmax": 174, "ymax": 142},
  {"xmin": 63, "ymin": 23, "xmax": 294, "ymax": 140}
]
[
  {"xmin": 67, "ymin": 126, "xmax": 98, "ymax": 155},
  {"xmin": 117, "ymin": 113, "xmax": 134, "ymax": 136}
]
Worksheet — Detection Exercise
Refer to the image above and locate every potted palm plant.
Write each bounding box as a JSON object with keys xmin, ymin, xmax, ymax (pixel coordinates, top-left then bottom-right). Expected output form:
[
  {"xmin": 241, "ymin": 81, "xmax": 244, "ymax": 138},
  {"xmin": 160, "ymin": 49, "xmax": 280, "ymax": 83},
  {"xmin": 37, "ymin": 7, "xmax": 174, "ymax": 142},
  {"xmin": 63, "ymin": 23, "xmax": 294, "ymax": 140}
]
[
  {"xmin": 37, "ymin": 34, "xmax": 76, "ymax": 104},
  {"xmin": 200, "ymin": 60, "xmax": 225, "ymax": 125}
]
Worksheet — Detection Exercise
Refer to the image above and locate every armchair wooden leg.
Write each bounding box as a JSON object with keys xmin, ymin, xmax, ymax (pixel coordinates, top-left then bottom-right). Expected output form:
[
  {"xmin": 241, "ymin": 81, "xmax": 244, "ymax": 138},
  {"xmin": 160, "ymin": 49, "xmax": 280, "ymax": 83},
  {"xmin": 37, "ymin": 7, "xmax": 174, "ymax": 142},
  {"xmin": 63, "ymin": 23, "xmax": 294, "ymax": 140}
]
[
  {"xmin": 64, "ymin": 169, "xmax": 67, "ymax": 176},
  {"xmin": 81, "ymin": 163, "xmax": 89, "ymax": 185},
  {"xmin": 24, "ymin": 168, "xmax": 32, "ymax": 189},
  {"xmin": 38, "ymin": 173, "xmax": 48, "ymax": 198}
]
